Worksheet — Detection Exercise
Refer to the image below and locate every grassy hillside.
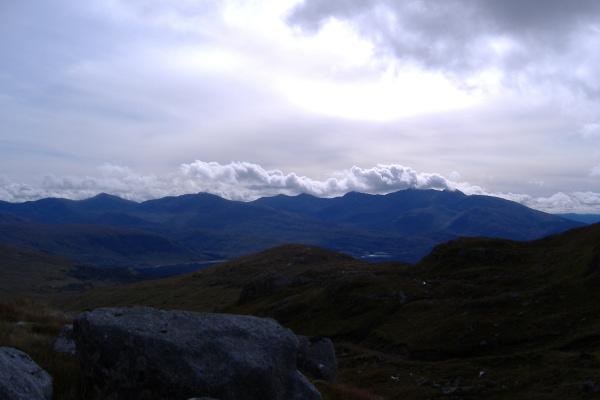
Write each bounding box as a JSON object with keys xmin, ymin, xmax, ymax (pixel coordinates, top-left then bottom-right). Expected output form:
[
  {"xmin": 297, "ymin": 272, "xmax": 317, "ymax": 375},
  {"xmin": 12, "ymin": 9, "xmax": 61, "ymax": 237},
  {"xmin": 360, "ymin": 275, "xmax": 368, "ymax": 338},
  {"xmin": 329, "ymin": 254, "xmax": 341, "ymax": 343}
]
[
  {"xmin": 0, "ymin": 213, "xmax": 212, "ymax": 268},
  {"xmin": 0, "ymin": 244, "xmax": 146, "ymax": 302},
  {"xmin": 53, "ymin": 223, "xmax": 600, "ymax": 399}
]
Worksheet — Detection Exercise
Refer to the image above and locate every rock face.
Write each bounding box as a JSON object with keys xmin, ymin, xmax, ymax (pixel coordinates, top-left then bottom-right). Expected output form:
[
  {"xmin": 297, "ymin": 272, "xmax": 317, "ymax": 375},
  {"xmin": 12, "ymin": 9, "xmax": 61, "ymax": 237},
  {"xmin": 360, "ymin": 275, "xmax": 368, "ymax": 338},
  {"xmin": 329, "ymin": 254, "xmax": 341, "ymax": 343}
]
[
  {"xmin": 0, "ymin": 347, "xmax": 53, "ymax": 400},
  {"xmin": 53, "ymin": 324, "xmax": 76, "ymax": 356},
  {"xmin": 297, "ymin": 336, "xmax": 337, "ymax": 383},
  {"xmin": 73, "ymin": 307, "xmax": 323, "ymax": 400}
]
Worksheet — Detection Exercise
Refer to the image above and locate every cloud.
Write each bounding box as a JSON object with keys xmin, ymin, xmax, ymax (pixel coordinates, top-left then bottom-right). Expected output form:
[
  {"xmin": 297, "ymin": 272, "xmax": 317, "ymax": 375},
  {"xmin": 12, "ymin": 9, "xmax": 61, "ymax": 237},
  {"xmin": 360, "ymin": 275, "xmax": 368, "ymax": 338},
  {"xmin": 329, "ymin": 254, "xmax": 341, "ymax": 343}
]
[
  {"xmin": 286, "ymin": 0, "xmax": 600, "ymax": 94},
  {"xmin": 517, "ymin": 191, "xmax": 600, "ymax": 214},
  {"xmin": 583, "ymin": 123, "xmax": 600, "ymax": 138},
  {"xmin": 1, "ymin": 1, "xmax": 599, "ymax": 215},
  {"xmin": 179, "ymin": 161, "xmax": 455, "ymax": 199},
  {"xmin": 1, "ymin": 161, "xmax": 600, "ymax": 214}
]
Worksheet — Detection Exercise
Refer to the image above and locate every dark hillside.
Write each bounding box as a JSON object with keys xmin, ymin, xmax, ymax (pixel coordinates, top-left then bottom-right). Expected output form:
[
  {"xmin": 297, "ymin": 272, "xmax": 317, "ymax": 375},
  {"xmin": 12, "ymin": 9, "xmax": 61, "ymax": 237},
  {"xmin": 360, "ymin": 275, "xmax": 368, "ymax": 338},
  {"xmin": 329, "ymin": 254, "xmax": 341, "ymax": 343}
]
[
  {"xmin": 250, "ymin": 193, "xmax": 332, "ymax": 215},
  {"xmin": 255, "ymin": 189, "xmax": 582, "ymax": 240},
  {"xmin": 0, "ymin": 194, "xmax": 138, "ymax": 224},
  {"xmin": 556, "ymin": 213, "xmax": 600, "ymax": 224},
  {"xmin": 0, "ymin": 189, "xmax": 584, "ymax": 263},
  {"xmin": 0, "ymin": 244, "xmax": 145, "ymax": 302},
  {"xmin": 0, "ymin": 212, "xmax": 211, "ymax": 268},
  {"xmin": 57, "ymin": 223, "xmax": 600, "ymax": 399}
]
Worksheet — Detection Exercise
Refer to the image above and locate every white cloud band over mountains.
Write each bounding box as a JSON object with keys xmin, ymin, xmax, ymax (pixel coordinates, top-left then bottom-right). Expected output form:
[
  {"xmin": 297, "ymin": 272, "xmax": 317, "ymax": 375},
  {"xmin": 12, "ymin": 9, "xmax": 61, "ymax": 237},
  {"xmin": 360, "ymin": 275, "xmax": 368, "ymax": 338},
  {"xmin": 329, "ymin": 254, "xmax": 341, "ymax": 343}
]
[{"xmin": 1, "ymin": 161, "xmax": 599, "ymax": 214}]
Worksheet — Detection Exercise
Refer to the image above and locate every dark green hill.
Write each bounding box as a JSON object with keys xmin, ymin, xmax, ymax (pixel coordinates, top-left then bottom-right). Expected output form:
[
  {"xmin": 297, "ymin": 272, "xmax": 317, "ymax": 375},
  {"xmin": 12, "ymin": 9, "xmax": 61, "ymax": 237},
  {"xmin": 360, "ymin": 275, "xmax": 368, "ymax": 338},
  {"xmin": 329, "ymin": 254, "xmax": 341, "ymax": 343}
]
[
  {"xmin": 0, "ymin": 244, "xmax": 145, "ymax": 302},
  {"xmin": 0, "ymin": 212, "xmax": 211, "ymax": 268},
  {"xmin": 57, "ymin": 223, "xmax": 600, "ymax": 399}
]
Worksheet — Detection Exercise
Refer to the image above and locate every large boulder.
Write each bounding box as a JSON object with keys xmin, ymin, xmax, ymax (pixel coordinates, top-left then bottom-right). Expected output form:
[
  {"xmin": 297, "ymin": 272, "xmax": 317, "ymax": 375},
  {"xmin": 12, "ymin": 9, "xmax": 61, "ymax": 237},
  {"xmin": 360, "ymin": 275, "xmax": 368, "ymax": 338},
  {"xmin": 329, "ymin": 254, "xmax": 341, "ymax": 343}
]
[
  {"xmin": 73, "ymin": 307, "xmax": 323, "ymax": 400},
  {"xmin": 0, "ymin": 347, "xmax": 53, "ymax": 400}
]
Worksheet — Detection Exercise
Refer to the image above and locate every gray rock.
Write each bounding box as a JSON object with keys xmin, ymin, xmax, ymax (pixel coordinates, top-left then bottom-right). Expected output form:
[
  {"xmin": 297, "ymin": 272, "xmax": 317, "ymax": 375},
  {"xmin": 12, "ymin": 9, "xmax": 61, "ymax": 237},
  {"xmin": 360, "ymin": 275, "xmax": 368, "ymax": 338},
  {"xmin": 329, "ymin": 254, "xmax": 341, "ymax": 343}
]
[
  {"xmin": 53, "ymin": 324, "xmax": 76, "ymax": 356},
  {"xmin": 297, "ymin": 336, "xmax": 337, "ymax": 383},
  {"xmin": 580, "ymin": 379, "xmax": 600, "ymax": 394},
  {"xmin": 0, "ymin": 347, "xmax": 53, "ymax": 400},
  {"xmin": 73, "ymin": 307, "xmax": 323, "ymax": 400},
  {"xmin": 187, "ymin": 398, "xmax": 221, "ymax": 400}
]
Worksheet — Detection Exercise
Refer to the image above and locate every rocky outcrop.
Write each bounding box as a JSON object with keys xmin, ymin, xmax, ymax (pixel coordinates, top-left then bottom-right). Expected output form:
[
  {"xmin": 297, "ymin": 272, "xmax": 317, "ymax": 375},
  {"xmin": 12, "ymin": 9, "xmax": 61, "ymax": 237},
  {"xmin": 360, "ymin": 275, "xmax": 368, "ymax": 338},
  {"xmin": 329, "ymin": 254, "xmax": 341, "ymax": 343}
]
[
  {"xmin": 297, "ymin": 336, "xmax": 337, "ymax": 383},
  {"xmin": 73, "ymin": 307, "xmax": 324, "ymax": 400},
  {"xmin": 0, "ymin": 347, "xmax": 53, "ymax": 400},
  {"xmin": 238, "ymin": 275, "xmax": 314, "ymax": 305},
  {"xmin": 53, "ymin": 324, "xmax": 76, "ymax": 356}
]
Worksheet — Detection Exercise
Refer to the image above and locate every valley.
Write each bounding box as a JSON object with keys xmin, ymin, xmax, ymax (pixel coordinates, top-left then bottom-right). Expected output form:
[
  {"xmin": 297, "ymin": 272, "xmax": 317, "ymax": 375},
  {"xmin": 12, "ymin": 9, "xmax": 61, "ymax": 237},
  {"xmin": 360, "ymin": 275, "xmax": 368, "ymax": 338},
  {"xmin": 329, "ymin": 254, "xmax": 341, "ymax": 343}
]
[{"xmin": 0, "ymin": 189, "xmax": 599, "ymax": 399}]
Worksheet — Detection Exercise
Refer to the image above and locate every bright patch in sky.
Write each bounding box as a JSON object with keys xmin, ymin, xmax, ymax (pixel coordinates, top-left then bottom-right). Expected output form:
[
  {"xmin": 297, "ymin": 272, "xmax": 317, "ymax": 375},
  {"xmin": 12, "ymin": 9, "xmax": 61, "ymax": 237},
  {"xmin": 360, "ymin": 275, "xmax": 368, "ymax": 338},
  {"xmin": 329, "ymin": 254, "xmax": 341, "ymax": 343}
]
[{"xmin": 280, "ymin": 69, "xmax": 480, "ymax": 121}]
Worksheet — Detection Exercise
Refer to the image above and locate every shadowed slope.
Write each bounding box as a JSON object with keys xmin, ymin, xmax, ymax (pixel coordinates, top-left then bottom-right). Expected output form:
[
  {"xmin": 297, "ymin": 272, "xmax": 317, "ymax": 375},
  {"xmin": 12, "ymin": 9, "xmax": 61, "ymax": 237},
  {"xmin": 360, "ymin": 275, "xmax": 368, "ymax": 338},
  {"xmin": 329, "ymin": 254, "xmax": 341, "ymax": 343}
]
[
  {"xmin": 56, "ymin": 223, "xmax": 600, "ymax": 399},
  {"xmin": 0, "ymin": 212, "xmax": 211, "ymax": 268},
  {"xmin": 0, "ymin": 189, "xmax": 584, "ymax": 263},
  {"xmin": 0, "ymin": 244, "xmax": 145, "ymax": 302}
]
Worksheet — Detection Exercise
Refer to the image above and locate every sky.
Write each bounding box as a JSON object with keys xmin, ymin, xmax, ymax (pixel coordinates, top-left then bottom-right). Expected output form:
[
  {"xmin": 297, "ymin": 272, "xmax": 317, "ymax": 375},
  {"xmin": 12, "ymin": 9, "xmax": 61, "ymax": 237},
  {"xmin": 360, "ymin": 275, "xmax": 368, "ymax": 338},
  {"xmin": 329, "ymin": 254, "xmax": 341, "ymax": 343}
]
[{"xmin": 1, "ymin": 0, "xmax": 600, "ymax": 213}]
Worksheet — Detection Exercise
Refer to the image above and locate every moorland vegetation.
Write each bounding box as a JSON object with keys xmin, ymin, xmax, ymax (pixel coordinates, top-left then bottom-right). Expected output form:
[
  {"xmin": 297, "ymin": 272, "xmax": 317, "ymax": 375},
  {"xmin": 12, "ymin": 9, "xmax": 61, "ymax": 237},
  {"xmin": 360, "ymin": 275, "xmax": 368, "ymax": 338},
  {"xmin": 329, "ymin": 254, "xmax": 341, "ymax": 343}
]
[{"xmin": 2, "ymin": 221, "xmax": 600, "ymax": 399}]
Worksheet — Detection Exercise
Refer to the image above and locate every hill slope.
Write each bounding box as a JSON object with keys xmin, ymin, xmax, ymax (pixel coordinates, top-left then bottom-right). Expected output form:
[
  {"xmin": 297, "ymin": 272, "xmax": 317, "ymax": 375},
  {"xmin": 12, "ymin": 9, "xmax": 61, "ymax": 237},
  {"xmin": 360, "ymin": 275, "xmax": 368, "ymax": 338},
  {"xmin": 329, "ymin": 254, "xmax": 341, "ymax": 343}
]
[
  {"xmin": 254, "ymin": 189, "xmax": 581, "ymax": 240},
  {"xmin": 0, "ymin": 189, "xmax": 584, "ymax": 263},
  {"xmin": 57, "ymin": 222, "xmax": 600, "ymax": 399},
  {"xmin": 0, "ymin": 244, "xmax": 146, "ymax": 302},
  {"xmin": 0, "ymin": 212, "xmax": 211, "ymax": 268},
  {"xmin": 556, "ymin": 213, "xmax": 600, "ymax": 224}
]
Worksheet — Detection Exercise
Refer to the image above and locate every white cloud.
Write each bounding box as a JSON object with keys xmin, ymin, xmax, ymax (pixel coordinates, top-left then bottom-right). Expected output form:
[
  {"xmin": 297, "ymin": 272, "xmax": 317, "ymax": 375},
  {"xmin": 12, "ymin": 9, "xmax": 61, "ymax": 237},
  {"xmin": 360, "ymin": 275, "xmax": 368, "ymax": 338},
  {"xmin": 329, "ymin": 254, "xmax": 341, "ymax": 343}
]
[
  {"xmin": 522, "ymin": 192, "xmax": 600, "ymax": 214},
  {"xmin": 287, "ymin": 0, "xmax": 600, "ymax": 88},
  {"xmin": 583, "ymin": 123, "xmax": 600, "ymax": 138},
  {"xmin": 1, "ymin": 0, "xmax": 599, "ymax": 212},
  {"xmin": 178, "ymin": 161, "xmax": 456, "ymax": 199},
  {"xmin": 1, "ymin": 162, "xmax": 600, "ymax": 214}
]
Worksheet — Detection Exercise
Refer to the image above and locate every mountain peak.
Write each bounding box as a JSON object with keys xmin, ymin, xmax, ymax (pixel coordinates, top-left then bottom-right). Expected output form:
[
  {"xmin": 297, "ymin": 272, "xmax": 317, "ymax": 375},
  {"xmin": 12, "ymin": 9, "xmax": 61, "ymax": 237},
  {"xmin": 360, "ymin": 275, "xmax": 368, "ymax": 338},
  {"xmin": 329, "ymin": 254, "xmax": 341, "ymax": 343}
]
[{"xmin": 80, "ymin": 193, "xmax": 137, "ymax": 210}]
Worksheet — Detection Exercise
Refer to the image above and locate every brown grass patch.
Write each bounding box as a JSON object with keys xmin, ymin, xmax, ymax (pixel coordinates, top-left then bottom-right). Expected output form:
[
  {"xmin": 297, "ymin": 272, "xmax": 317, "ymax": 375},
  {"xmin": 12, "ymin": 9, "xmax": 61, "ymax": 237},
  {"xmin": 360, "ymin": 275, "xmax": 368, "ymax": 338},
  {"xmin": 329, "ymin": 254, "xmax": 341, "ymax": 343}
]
[{"xmin": 0, "ymin": 298, "xmax": 92, "ymax": 399}]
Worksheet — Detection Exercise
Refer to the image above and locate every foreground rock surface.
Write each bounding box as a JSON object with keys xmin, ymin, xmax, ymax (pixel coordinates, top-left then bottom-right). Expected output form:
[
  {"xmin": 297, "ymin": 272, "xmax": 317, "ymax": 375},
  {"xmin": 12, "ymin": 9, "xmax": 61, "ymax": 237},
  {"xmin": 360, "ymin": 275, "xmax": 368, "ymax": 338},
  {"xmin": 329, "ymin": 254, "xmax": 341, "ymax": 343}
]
[
  {"xmin": 73, "ymin": 307, "xmax": 323, "ymax": 400},
  {"xmin": 0, "ymin": 347, "xmax": 53, "ymax": 400},
  {"xmin": 53, "ymin": 324, "xmax": 76, "ymax": 356},
  {"xmin": 297, "ymin": 336, "xmax": 337, "ymax": 383}
]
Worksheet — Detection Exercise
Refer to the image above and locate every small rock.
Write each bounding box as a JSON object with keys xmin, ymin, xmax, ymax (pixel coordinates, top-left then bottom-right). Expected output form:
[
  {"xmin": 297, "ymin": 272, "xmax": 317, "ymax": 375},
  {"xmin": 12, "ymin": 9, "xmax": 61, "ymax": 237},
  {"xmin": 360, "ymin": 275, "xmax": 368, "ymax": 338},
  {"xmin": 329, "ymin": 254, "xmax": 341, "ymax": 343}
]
[
  {"xmin": 188, "ymin": 398, "xmax": 221, "ymax": 400},
  {"xmin": 53, "ymin": 324, "xmax": 76, "ymax": 356},
  {"xmin": 580, "ymin": 379, "xmax": 600, "ymax": 394},
  {"xmin": 297, "ymin": 336, "xmax": 338, "ymax": 383},
  {"xmin": 442, "ymin": 386, "xmax": 471, "ymax": 396}
]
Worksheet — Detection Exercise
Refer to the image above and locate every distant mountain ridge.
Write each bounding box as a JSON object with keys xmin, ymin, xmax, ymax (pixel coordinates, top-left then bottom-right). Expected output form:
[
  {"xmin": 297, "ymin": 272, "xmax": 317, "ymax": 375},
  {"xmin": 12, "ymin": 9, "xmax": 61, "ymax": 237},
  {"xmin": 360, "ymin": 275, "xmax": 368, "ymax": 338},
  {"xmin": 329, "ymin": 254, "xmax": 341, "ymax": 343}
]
[
  {"xmin": 253, "ymin": 189, "xmax": 579, "ymax": 240},
  {"xmin": 555, "ymin": 213, "xmax": 600, "ymax": 224},
  {"xmin": 0, "ymin": 189, "xmax": 584, "ymax": 265}
]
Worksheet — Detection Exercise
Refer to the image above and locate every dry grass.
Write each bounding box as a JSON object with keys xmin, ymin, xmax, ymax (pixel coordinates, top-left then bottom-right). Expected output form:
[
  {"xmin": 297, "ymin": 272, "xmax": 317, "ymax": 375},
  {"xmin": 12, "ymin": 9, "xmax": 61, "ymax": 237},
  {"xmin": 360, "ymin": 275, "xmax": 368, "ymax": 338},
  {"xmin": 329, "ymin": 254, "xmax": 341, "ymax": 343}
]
[
  {"xmin": 4, "ymin": 223, "xmax": 600, "ymax": 399},
  {"xmin": 0, "ymin": 298, "xmax": 92, "ymax": 400},
  {"xmin": 316, "ymin": 381, "xmax": 384, "ymax": 400}
]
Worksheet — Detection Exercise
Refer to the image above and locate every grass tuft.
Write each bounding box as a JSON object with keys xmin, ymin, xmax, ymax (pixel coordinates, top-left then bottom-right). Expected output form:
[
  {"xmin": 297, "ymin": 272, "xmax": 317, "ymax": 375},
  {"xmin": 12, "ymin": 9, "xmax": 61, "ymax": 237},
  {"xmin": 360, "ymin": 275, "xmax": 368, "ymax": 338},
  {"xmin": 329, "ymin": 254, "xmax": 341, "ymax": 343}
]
[
  {"xmin": 315, "ymin": 381, "xmax": 384, "ymax": 400},
  {"xmin": 0, "ymin": 298, "xmax": 92, "ymax": 400}
]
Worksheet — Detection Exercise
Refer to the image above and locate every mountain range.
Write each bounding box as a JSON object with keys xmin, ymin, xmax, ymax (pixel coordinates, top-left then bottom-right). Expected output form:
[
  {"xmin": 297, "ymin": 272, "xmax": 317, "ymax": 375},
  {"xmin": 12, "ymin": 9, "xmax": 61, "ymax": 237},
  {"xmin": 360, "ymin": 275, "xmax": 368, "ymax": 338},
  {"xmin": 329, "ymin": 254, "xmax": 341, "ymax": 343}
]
[
  {"xmin": 1, "ymin": 188, "xmax": 599, "ymax": 399},
  {"xmin": 0, "ymin": 189, "xmax": 583, "ymax": 268}
]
